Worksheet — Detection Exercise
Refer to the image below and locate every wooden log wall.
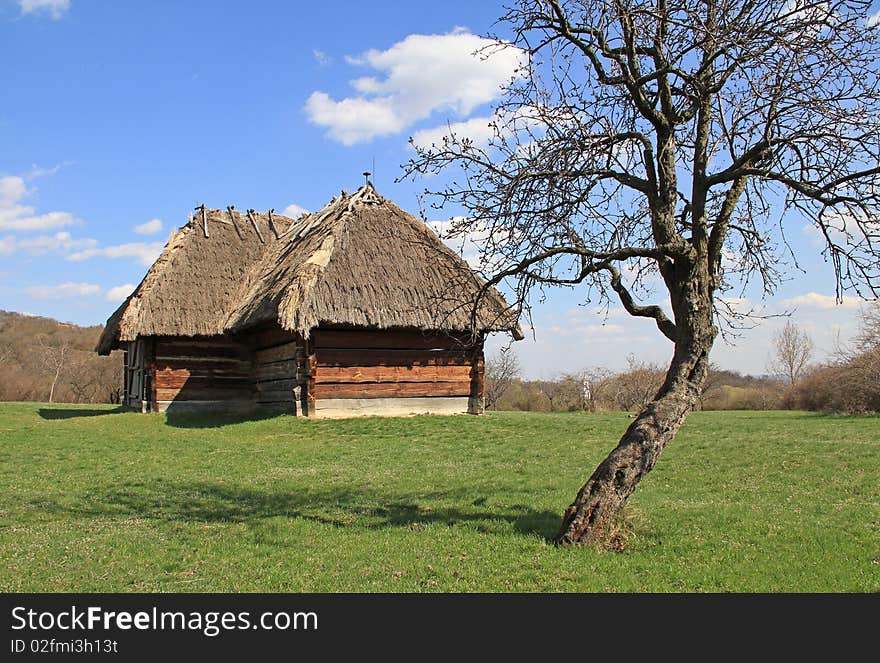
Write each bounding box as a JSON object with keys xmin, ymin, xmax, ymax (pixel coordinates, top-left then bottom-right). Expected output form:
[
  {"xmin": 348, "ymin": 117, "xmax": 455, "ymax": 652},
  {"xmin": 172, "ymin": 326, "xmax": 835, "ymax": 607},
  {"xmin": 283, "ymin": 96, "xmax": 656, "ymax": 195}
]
[
  {"xmin": 152, "ymin": 337, "xmax": 251, "ymax": 408},
  {"xmin": 146, "ymin": 327, "xmax": 485, "ymax": 416},
  {"xmin": 311, "ymin": 329, "xmax": 480, "ymax": 401},
  {"xmin": 249, "ymin": 326, "xmax": 303, "ymax": 412}
]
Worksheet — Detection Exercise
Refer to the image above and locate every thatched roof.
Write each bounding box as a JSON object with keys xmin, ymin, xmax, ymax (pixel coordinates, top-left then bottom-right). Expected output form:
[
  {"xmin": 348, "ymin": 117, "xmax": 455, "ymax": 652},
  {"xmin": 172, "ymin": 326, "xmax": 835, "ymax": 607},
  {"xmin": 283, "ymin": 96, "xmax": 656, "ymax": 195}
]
[{"xmin": 97, "ymin": 185, "xmax": 521, "ymax": 354}]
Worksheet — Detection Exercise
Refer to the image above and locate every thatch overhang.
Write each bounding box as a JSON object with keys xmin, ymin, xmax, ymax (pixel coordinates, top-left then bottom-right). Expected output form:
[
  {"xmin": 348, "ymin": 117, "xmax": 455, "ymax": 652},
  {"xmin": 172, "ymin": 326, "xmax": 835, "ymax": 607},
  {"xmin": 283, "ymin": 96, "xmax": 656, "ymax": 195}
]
[{"xmin": 97, "ymin": 185, "xmax": 522, "ymax": 355}]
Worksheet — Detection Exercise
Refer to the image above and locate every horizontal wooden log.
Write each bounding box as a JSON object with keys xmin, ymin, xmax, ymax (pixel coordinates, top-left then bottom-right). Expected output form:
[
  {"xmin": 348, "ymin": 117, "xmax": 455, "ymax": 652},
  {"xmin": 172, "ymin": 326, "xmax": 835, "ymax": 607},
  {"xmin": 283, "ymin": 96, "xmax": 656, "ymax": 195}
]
[
  {"xmin": 254, "ymin": 342, "xmax": 299, "ymax": 365},
  {"xmin": 154, "ymin": 374, "xmax": 250, "ymax": 390},
  {"xmin": 157, "ymin": 400, "xmax": 255, "ymax": 414},
  {"xmin": 253, "ymin": 360, "xmax": 297, "ymax": 382},
  {"xmin": 255, "ymin": 390, "xmax": 295, "ymax": 403},
  {"xmin": 153, "ymin": 358, "xmax": 251, "ymax": 373},
  {"xmin": 155, "ymin": 340, "xmax": 243, "ymax": 359},
  {"xmin": 154, "ymin": 367, "xmax": 250, "ymax": 379},
  {"xmin": 313, "ymin": 381, "xmax": 471, "ymax": 399},
  {"xmin": 315, "ymin": 365, "xmax": 472, "ymax": 384},
  {"xmin": 155, "ymin": 337, "xmax": 241, "ymax": 350},
  {"xmin": 156, "ymin": 387, "xmax": 252, "ymax": 401},
  {"xmin": 313, "ymin": 329, "xmax": 473, "ymax": 350},
  {"xmin": 255, "ymin": 379, "xmax": 299, "ymax": 393},
  {"xmin": 315, "ymin": 348, "xmax": 472, "ymax": 367},
  {"xmin": 313, "ymin": 397, "xmax": 470, "ymax": 418},
  {"xmin": 249, "ymin": 326, "xmax": 297, "ymax": 350}
]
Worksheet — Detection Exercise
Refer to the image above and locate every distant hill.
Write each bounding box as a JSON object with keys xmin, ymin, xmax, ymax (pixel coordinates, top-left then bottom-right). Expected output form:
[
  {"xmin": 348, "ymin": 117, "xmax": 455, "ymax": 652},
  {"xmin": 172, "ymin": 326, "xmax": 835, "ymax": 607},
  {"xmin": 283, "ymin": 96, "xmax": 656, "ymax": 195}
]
[{"xmin": 0, "ymin": 311, "xmax": 120, "ymax": 404}]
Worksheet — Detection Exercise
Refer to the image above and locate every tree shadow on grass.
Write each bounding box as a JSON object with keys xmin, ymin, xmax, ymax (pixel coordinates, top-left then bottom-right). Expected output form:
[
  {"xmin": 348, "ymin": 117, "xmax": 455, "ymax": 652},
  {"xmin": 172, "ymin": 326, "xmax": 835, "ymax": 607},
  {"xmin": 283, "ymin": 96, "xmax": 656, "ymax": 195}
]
[
  {"xmin": 38, "ymin": 406, "xmax": 130, "ymax": 420},
  {"xmin": 55, "ymin": 479, "xmax": 561, "ymax": 541}
]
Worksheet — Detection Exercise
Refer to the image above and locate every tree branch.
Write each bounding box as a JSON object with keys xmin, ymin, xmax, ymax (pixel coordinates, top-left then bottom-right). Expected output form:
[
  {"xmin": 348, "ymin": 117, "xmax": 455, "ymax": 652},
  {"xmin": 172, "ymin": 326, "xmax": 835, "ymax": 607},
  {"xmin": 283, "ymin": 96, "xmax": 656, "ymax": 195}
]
[{"xmin": 605, "ymin": 264, "xmax": 678, "ymax": 342}]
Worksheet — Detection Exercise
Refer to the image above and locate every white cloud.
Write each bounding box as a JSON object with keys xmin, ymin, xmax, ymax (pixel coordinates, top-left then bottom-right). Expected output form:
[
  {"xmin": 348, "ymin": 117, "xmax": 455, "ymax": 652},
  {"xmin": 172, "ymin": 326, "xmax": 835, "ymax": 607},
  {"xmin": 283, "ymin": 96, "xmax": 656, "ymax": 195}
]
[
  {"xmin": 781, "ymin": 291, "xmax": 862, "ymax": 310},
  {"xmin": 67, "ymin": 241, "xmax": 165, "ymax": 266},
  {"xmin": 0, "ymin": 176, "xmax": 27, "ymax": 204},
  {"xmin": 802, "ymin": 210, "xmax": 880, "ymax": 250},
  {"xmin": 133, "ymin": 218, "xmax": 162, "ymax": 235},
  {"xmin": 105, "ymin": 284, "xmax": 135, "ymax": 303},
  {"xmin": 411, "ymin": 104, "xmax": 545, "ymax": 151},
  {"xmin": 305, "ymin": 30, "xmax": 525, "ymax": 145},
  {"xmin": 305, "ymin": 93, "xmax": 399, "ymax": 146},
  {"xmin": 573, "ymin": 323, "xmax": 625, "ymax": 336},
  {"xmin": 0, "ymin": 175, "xmax": 77, "ymax": 232},
  {"xmin": 867, "ymin": 9, "xmax": 880, "ymax": 27},
  {"xmin": 411, "ymin": 116, "xmax": 497, "ymax": 149},
  {"xmin": 25, "ymin": 282, "xmax": 100, "ymax": 299},
  {"xmin": 802, "ymin": 221, "xmax": 842, "ymax": 248},
  {"xmin": 0, "ymin": 210, "xmax": 76, "ymax": 231},
  {"xmin": 27, "ymin": 163, "xmax": 67, "ymax": 178},
  {"xmin": 0, "ymin": 231, "xmax": 97, "ymax": 256},
  {"xmin": 313, "ymin": 49, "xmax": 332, "ymax": 66},
  {"xmin": 18, "ymin": 0, "xmax": 70, "ymax": 20},
  {"xmin": 282, "ymin": 204, "xmax": 309, "ymax": 218},
  {"xmin": 716, "ymin": 296, "xmax": 756, "ymax": 314}
]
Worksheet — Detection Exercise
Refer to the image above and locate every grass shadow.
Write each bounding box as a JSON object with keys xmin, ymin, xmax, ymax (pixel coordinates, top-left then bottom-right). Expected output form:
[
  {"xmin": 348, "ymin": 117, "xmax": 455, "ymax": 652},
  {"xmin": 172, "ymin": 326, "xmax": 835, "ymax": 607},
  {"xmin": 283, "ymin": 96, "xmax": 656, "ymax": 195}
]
[
  {"xmin": 55, "ymin": 479, "xmax": 561, "ymax": 541},
  {"xmin": 38, "ymin": 406, "xmax": 130, "ymax": 420}
]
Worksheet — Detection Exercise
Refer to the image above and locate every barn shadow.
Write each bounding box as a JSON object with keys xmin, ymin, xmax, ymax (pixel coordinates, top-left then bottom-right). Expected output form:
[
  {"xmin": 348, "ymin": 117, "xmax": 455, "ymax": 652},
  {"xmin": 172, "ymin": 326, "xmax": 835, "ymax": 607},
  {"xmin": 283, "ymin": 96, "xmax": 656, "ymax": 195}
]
[
  {"xmin": 38, "ymin": 406, "xmax": 130, "ymax": 420},
  {"xmin": 51, "ymin": 479, "xmax": 560, "ymax": 541},
  {"xmin": 163, "ymin": 408, "xmax": 288, "ymax": 429},
  {"xmin": 34, "ymin": 404, "xmax": 288, "ymax": 428}
]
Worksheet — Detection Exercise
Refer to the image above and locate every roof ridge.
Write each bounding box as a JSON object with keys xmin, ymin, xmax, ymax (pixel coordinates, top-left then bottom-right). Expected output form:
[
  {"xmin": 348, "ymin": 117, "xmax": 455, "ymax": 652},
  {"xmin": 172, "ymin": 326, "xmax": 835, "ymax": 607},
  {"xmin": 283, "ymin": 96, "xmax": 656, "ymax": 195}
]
[
  {"xmin": 347, "ymin": 182, "xmax": 383, "ymax": 208},
  {"xmin": 274, "ymin": 184, "xmax": 384, "ymax": 245},
  {"xmin": 279, "ymin": 193, "xmax": 345, "ymax": 242}
]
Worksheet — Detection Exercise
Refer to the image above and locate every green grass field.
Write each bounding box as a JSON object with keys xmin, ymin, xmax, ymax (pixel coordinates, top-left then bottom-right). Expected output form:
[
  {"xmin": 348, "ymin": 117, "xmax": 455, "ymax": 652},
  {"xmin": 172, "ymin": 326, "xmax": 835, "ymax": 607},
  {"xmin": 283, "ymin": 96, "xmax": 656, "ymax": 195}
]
[{"xmin": 0, "ymin": 402, "xmax": 877, "ymax": 592}]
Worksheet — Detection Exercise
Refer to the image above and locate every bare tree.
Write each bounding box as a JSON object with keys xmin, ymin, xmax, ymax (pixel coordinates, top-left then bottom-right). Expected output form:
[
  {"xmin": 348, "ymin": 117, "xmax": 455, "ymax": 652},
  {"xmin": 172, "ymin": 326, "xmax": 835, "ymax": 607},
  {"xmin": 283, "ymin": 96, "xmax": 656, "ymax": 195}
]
[
  {"xmin": 576, "ymin": 367, "xmax": 614, "ymax": 411},
  {"xmin": 556, "ymin": 371, "xmax": 594, "ymax": 410},
  {"xmin": 406, "ymin": 0, "xmax": 880, "ymax": 544},
  {"xmin": 610, "ymin": 354, "xmax": 666, "ymax": 412},
  {"xmin": 848, "ymin": 303, "xmax": 880, "ymax": 409},
  {"xmin": 37, "ymin": 335, "xmax": 69, "ymax": 403},
  {"xmin": 538, "ymin": 376, "xmax": 568, "ymax": 410},
  {"xmin": 769, "ymin": 321, "xmax": 813, "ymax": 384},
  {"xmin": 821, "ymin": 300, "xmax": 880, "ymax": 412},
  {"xmin": 66, "ymin": 349, "xmax": 122, "ymax": 404},
  {"xmin": 67, "ymin": 364, "xmax": 97, "ymax": 403},
  {"xmin": 485, "ymin": 346, "xmax": 522, "ymax": 409},
  {"xmin": 854, "ymin": 300, "xmax": 880, "ymax": 352},
  {"xmin": 697, "ymin": 362, "xmax": 724, "ymax": 410}
]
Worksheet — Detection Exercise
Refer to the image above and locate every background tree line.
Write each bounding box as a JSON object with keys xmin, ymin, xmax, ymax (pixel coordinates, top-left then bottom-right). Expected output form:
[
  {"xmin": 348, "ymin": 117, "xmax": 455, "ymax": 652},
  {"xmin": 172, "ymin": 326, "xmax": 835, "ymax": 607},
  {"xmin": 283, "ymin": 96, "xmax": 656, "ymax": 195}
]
[
  {"xmin": 487, "ymin": 303, "xmax": 880, "ymax": 415},
  {"xmin": 781, "ymin": 304, "xmax": 880, "ymax": 414},
  {"xmin": 0, "ymin": 311, "xmax": 121, "ymax": 404}
]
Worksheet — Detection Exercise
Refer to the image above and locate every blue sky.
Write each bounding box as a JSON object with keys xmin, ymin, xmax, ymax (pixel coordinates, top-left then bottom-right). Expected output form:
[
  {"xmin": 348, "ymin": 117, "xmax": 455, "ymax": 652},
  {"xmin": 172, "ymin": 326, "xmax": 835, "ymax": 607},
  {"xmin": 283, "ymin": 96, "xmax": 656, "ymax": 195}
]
[{"xmin": 2, "ymin": 0, "xmax": 877, "ymax": 378}]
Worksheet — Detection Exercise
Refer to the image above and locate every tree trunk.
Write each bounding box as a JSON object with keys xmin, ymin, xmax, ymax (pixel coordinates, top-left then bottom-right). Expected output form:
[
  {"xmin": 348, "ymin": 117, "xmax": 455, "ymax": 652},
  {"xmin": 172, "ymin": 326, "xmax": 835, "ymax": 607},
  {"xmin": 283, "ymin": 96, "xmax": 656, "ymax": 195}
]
[
  {"xmin": 555, "ymin": 276, "xmax": 716, "ymax": 545},
  {"xmin": 49, "ymin": 367, "xmax": 61, "ymax": 404}
]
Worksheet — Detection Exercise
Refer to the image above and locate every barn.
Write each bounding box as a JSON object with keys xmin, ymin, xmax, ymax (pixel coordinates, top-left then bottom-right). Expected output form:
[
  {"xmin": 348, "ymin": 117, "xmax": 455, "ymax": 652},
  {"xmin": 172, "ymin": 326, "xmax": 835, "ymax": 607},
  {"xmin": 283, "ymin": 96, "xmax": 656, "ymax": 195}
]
[{"xmin": 96, "ymin": 184, "xmax": 521, "ymax": 417}]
